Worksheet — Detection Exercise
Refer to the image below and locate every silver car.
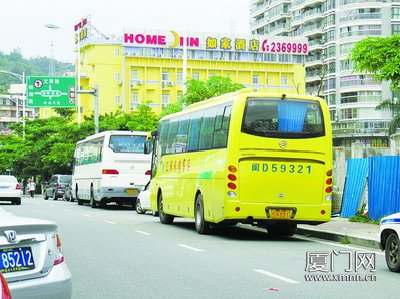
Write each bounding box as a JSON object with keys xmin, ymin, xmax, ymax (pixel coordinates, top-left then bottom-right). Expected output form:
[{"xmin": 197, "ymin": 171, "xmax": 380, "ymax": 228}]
[
  {"xmin": 0, "ymin": 208, "xmax": 72, "ymax": 298},
  {"xmin": 0, "ymin": 175, "xmax": 21, "ymax": 205}
]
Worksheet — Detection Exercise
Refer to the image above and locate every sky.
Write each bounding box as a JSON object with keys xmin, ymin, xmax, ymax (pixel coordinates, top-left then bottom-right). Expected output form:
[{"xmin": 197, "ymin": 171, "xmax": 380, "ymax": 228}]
[{"xmin": 0, "ymin": 0, "xmax": 251, "ymax": 63}]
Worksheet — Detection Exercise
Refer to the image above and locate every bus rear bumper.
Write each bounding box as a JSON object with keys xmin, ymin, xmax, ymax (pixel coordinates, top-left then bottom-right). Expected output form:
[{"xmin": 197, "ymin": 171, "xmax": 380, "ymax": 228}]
[
  {"xmin": 99, "ymin": 186, "xmax": 144, "ymax": 200},
  {"xmin": 221, "ymin": 201, "xmax": 332, "ymax": 224}
]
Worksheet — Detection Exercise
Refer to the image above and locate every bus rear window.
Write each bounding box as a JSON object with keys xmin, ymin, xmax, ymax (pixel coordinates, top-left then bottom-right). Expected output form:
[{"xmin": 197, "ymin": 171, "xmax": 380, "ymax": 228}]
[
  {"xmin": 109, "ymin": 135, "xmax": 146, "ymax": 153},
  {"xmin": 241, "ymin": 98, "xmax": 325, "ymax": 138}
]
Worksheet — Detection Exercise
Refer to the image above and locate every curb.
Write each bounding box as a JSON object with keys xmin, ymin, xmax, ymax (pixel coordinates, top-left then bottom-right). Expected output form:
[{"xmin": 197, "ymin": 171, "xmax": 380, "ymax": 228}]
[{"xmin": 296, "ymin": 227, "xmax": 381, "ymax": 250}]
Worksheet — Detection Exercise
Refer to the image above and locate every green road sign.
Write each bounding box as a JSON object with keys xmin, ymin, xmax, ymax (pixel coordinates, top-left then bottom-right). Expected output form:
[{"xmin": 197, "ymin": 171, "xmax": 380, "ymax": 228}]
[{"xmin": 26, "ymin": 76, "xmax": 77, "ymax": 107}]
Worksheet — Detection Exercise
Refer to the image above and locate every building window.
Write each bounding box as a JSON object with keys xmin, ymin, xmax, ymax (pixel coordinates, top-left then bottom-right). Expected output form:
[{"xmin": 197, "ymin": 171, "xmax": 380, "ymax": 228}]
[
  {"xmin": 131, "ymin": 70, "xmax": 138, "ymax": 80},
  {"xmin": 252, "ymin": 75, "xmax": 259, "ymax": 85},
  {"xmin": 114, "ymin": 73, "xmax": 120, "ymax": 81},
  {"xmin": 192, "ymin": 72, "xmax": 200, "ymax": 80},
  {"xmin": 130, "ymin": 93, "xmax": 139, "ymax": 111},
  {"xmin": 393, "ymin": 24, "xmax": 400, "ymax": 34},
  {"xmin": 393, "ymin": 7, "xmax": 400, "ymax": 19},
  {"xmin": 115, "ymin": 96, "xmax": 121, "ymax": 106},
  {"xmin": 341, "ymin": 108, "xmax": 357, "ymax": 120},
  {"xmin": 162, "ymin": 72, "xmax": 169, "ymax": 82},
  {"xmin": 162, "ymin": 94, "xmax": 170, "ymax": 106},
  {"xmin": 114, "ymin": 49, "xmax": 120, "ymax": 56},
  {"xmin": 177, "ymin": 72, "xmax": 183, "ymax": 83},
  {"xmin": 281, "ymin": 76, "xmax": 288, "ymax": 86}
]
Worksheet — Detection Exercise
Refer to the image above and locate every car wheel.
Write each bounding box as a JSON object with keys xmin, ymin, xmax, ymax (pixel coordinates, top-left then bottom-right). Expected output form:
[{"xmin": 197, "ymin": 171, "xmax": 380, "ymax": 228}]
[
  {"xmin": 385, "ymin": 233, "xmax": 400, "ymax": 272},
  {"xmin": 158, "ymin": 193, "xmax": 174, "ymax": 224},
  {"xmin": 43, "ymin": 191, "xmax": 48, "ymax": 200},
  {"xmin": 194, "ymin": 193, "xmax": 211, "ymax": 234},
  {"xmin": 90, "ymin": 187, "xmax": 97, "ymax": 208},
  {"xmin": 135, "ymin": 199, "xmax": 145, "ymax": 214}
]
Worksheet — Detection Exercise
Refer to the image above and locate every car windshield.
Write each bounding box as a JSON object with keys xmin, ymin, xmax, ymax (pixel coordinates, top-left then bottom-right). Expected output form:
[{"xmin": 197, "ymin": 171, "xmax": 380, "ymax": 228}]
[{"xmin": 59, "ymin": 176, "xmax": 72, "ymax": 183}]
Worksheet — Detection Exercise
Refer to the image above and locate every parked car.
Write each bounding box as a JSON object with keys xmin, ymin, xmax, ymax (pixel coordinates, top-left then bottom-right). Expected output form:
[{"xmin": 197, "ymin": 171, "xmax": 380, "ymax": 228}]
[
  {"xmin": 135, "ymin": 182, "xmax": 151, "ymax": 214},
  {"xmin": 43, "ymin": 175, "xmax": 72, "ymax": 200},
  {"xmin": 62, "ymin": 182, "xmax": 74, "ymax": 202},
  {"xmin": 0, "ymin": 208, "xmax": 72, "ymax": 298},
  {"xmin": 380, "ymin": 212, "xmax": 400, "ymax": 272},
  {"xmin": 0, "ymin": 272, "xmax": 12, "ymax": 299},
  {"xmin": 0, "ymin": 175, "xmax": 21, "ymax": 205}
]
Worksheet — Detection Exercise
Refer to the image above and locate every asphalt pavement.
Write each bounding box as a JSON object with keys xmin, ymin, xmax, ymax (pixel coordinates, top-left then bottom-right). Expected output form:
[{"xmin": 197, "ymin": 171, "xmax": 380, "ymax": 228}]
[{"xmin": 297, "ymin": 217, "xmax": 381, "ymax": 249}]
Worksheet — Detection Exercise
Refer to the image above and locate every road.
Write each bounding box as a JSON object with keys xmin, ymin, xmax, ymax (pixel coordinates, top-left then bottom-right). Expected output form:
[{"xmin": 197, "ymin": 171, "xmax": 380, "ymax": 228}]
[{"xmin": 2, "ymin": 195, "xmax": 398, "ymax": 299}]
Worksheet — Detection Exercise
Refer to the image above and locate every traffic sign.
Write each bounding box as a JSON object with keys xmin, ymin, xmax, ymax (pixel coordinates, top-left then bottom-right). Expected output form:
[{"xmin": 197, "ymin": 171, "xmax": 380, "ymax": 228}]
[{"xmin": 26, "ymin": 76, "xmax": 77, "ymax": 107}]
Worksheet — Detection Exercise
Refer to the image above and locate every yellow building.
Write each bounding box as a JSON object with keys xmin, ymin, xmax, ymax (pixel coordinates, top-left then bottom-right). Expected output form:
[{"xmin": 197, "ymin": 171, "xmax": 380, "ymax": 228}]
[{"xmin": 41, "ymin": 24, "xmax": 309, "ymax": 121}]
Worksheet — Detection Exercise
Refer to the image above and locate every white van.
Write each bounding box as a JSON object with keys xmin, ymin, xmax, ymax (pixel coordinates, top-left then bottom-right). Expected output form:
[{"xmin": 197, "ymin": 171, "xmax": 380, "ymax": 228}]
[{"xmin": 72, "ymin": 131, "xmax": 151, "ymax": 208}]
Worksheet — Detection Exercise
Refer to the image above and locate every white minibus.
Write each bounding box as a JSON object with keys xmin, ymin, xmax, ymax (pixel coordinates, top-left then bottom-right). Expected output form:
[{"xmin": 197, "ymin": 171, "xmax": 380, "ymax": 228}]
[{"xmin": 72, "ymin": 130, "xmax": 151, "ymax": 208}]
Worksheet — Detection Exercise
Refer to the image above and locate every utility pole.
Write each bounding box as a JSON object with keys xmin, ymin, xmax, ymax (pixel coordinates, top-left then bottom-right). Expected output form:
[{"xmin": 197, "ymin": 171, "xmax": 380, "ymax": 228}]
[{"xmin": 77, "ymin": 86, "xmax": 99, "ymax": 133}]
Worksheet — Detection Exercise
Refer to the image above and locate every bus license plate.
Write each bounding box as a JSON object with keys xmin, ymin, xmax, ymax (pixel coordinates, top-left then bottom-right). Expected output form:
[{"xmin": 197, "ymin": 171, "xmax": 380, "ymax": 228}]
[
  {"xmin": 125, "ymin": 188, "xmax": 139, "ymax": 195},
  {"xmin": 270, "ymin": 209, "xmax": 292, "ymax": 219},
  {"xmin": 0, "ymin": 247, "xmax": 35, "ymax": 273}
]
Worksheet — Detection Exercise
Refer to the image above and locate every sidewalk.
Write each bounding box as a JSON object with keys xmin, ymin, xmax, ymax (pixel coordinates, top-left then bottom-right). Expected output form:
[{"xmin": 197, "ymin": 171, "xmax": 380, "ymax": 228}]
[{"xmin": 297, "ymin": 217, "xmax": 381, "ymax": 249}]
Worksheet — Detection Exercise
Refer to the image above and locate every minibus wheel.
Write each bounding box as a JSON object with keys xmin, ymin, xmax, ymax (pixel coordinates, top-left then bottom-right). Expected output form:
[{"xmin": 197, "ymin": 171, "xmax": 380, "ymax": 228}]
[
  {"xmin": 158, "ymin": 193, "xmax": 174, "ymax": 224},
  {"xmin": 194, "ymin": 193, "xmax": 211, "ymax": 234}
]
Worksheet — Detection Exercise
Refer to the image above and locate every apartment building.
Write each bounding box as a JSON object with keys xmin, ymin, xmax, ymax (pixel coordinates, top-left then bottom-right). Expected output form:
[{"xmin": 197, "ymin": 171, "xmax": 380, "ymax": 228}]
[{"xmin": 250, "ymin": 0, "xmax": 400, "ymax": 147}]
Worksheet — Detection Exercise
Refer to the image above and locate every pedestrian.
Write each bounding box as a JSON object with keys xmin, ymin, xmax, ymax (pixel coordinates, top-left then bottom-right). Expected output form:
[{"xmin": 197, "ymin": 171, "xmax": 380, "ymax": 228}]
[{"xmin": 27, "ymin": 179, "xmax": 36, "ymax": 198}]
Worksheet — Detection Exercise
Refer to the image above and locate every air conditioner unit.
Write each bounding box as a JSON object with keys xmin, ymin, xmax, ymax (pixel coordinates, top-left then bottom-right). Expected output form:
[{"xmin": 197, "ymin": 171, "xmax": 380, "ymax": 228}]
[
  {"xmin": 167, "ymin": 81, "xmax": 174, "ymax": 86},
  {"xmin": 136, "ymin": 80, "xmax": 143, "ymax": 85}
]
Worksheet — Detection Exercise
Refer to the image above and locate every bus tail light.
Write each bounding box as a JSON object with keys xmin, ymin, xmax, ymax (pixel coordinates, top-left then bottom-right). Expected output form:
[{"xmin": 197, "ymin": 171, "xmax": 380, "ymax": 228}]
[
  {"xmin": 326, "ymin": 169, "xmax": 333, "ymax": 176},
  {"xmin": 325, "ymin": 186, "xmax": 332, "ymax": 193},
  {"xmin": 227, "ymin": 182, "xmax": 237, "ymax": 190},
  {"xmin": 145, "ymin": 170, "xmax": 151, "ymax": 175},
  {"xmin": 228, "ymin": 174, "xmax": 237, "ymax": 181},
  {"xmin": 102, "ymin": 169, "xmax": 119, "ymax": 174},
  {"xmin": 228, "ymin": 165, "xmax": 237, "ymax": 173}
]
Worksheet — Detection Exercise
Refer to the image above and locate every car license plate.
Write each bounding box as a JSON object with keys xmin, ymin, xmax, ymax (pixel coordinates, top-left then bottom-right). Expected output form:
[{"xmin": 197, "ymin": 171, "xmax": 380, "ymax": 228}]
[
  {"xmin": 270, "ymin": 209, "xmax": 292, "ymax": 219},
  {"xmin": 0, "ymin": 247, "xmax": 35, "ymax": 273},
  {"xmin": 125, "ymin": 188, "xmax": 138, "ymax": 195}
]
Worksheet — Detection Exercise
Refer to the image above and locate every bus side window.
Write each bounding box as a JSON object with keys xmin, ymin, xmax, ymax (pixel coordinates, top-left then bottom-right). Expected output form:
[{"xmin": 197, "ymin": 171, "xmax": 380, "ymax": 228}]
[
  {"xmin": 159, "ymin": 120, "xmax": 170, "ymax": 157},
  {"xmin": 176, "ymin": 115, "xmax": 190, "ymax": 153},
  {"xmin": 166, "ymin": 118, "xmax": 179, "ymax": 154},
  {"xmin": 187, "ymin": 111, "xmax": 203, "ymax": 152},
  {"xmin": 213, "ymin": 105, "xmax": 231, "ymax": 148},
  {"xmin": 199, "ymin": 107, "xmax": 217, "ymax": 150}
]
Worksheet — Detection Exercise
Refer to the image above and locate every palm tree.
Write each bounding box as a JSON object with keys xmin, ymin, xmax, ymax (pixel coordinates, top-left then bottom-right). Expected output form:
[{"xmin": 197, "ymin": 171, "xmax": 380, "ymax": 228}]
[{"xmin": 375, "ymin": 98, "xmax": 400, "ymax": 135}]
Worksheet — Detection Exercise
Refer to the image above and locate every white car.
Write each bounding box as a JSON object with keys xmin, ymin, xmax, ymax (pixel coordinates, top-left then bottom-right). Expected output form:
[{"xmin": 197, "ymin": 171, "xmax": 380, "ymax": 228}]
[
  {"xmin": 0, "ymin": 208, "xmax": 72, "ymax": 298},
  {"xmin": 380, "ymin": 212, "xmax": 400, "ymax": 272},
  {"xmin": 135, "ymin": 182, "xmax": 152, "ymax": 214},
  {"xmin": 0, "ymin": 175, "xmax": 21, "ymax": 205}
]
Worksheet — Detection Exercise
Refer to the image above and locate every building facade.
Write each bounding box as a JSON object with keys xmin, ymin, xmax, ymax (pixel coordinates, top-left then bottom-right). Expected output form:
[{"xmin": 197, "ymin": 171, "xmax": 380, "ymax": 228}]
[
  {"xmin": 0, "ymin": 84, "xmax": 36, "ymax": 134},
  {"xmin": 41, "ymin": 22, "xmax": 311, "ymax": 121},
  {"xmin": 250, "ymin": 0, "xmax": 400, "ymax": 147}
]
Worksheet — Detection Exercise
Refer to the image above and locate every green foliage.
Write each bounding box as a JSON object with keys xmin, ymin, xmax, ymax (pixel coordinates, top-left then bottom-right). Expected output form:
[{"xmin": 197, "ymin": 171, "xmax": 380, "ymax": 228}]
[
  {"xmin": 341, "ymin": 235, "xmax": 351, "ymax": 244},
  {"xmin": 350, "ymin": 35, "xmax": 400, "ymax": 135},
  {"xmin": 180, "ymin": 76, "xmax": 245, "ymax": 106},
  {"xmin": 348, "ymin": 213, "xmax": 380, "ymax": 225},
  {"xmin": 350, "ymin": 35, "xmax": 400, "ymax": 91}
]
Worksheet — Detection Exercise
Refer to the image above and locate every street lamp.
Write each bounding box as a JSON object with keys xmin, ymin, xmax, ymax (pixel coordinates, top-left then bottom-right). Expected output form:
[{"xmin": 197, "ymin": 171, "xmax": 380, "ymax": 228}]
[
  {"xmin": 45, "ymin": 24, "xmax": 60, "ymax": 75},
  {"xmin": 0, "ymin": 70, "xmax": 25, "ymax": 138}
]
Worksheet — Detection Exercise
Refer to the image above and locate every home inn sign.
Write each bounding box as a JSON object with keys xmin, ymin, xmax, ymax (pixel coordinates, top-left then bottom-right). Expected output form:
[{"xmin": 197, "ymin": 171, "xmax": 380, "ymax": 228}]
[{"xmin": 123, "ymin": 29, "xmax": 309, "ymax": 55}]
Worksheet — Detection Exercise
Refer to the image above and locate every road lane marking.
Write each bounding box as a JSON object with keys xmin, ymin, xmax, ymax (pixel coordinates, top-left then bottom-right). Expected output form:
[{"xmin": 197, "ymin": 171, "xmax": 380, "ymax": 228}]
[
  {"xmin": 136, "ymin": 230, "xmax": 151, "ymax": 236},
  {"xmin": 178, "ymin": 244, "xmax": 204, "ymax": 252},
  {"xmin": 81, "ymin": 214, "xmax": 91, "ymax": 217},
  {"xmin": 105, "ymin": 220, "xmax": 116, "ymax": 225},
  {"xmin": 254, "ymin": 269, "xmax": 299, "ymax": 284}
]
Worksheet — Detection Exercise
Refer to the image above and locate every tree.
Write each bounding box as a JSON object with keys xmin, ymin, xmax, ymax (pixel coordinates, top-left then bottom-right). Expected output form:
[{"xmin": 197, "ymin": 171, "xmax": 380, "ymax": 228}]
[
  {"xmin": 350, "ymin": 35, "xmax": 400, "ymax": 135},
  {"xmin": 180, "ymin": 76, "xmax": 245, "ymax": 106}
]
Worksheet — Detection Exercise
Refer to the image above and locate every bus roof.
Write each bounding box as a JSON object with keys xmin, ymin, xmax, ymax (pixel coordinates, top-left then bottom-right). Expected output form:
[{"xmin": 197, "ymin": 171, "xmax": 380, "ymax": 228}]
[{"xmin": 78, "ymin": 130, "xmax": 149, "ymax": 143}]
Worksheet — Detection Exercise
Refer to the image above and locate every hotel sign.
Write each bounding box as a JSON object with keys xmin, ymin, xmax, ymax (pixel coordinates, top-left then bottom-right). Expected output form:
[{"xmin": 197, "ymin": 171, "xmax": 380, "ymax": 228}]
[{"xmin": 123, "ymin": 29, "xmax": 308, "ymax": 55}]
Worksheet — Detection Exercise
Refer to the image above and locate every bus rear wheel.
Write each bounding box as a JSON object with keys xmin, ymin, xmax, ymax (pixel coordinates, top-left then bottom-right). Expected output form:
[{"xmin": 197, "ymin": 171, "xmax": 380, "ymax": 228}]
[
  {"xmin": 194, "ymin": 194, "xmax": 211, "ymax": 234},
  {"xmin": 158, "ymin": 193, "xmax": 174, "ymax": 224}
]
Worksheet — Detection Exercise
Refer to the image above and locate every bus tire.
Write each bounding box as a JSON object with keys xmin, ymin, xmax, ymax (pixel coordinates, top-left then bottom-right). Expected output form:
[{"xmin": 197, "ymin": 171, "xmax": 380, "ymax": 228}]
[
  {"xmin": 158, "ymin": 193, "xmax": 174, "ymax": 224},
  {"xmin": 90, "ymin": 187, "xmax": 97, "ymax": 208},
  {"xmin": 194, "ymin": 193, "xmax": 211, "ymax": 234}
]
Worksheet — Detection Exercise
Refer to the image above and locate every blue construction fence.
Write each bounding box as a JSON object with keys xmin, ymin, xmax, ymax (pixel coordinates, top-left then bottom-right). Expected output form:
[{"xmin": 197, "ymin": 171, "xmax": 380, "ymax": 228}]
[{"xmin": 340, "ymin": 156, "xmax": 400, "ymax": 221}]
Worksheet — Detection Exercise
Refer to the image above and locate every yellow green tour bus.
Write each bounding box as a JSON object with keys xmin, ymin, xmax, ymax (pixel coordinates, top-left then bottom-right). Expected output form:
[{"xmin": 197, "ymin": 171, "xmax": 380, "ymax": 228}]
[{"xmin": 146, "ymin": 89, "xmax": 333, "ymax": 235}]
